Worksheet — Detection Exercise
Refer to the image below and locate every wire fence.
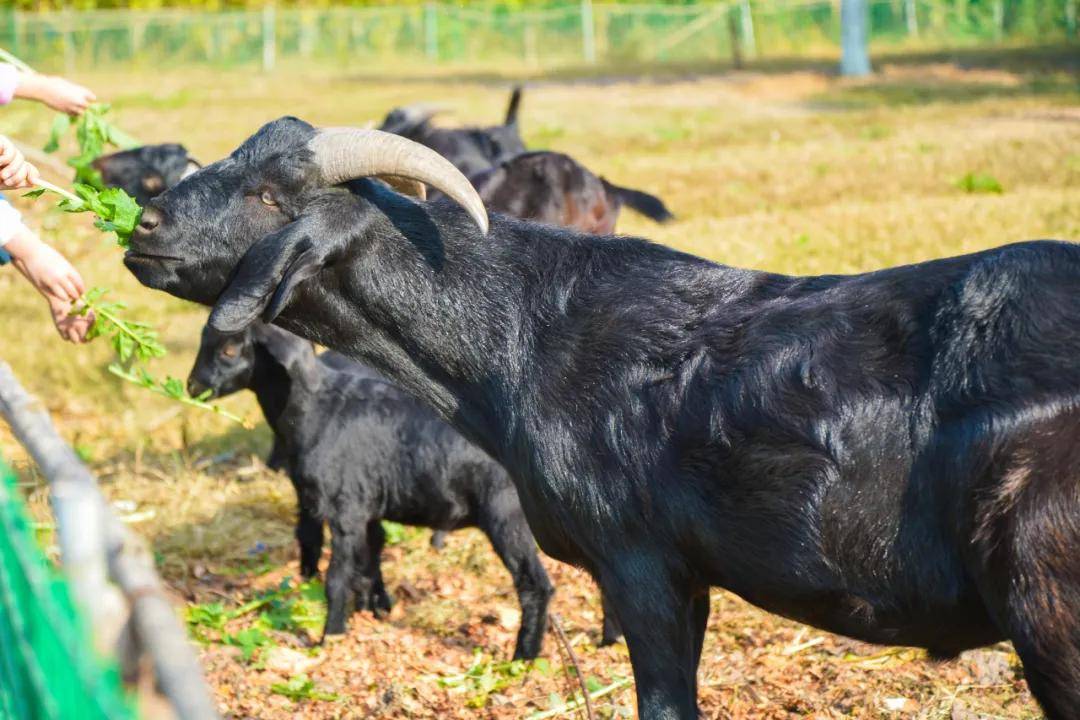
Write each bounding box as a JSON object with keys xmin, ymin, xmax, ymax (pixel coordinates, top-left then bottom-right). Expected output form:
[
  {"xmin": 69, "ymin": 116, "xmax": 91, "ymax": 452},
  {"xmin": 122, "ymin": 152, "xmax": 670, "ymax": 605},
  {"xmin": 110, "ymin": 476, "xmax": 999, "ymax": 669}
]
[
  {"xmin": 0, "ymin": 362, "xmax": 220, "ymax": 720},
  {"xmin": 1, "ymin": 0, "xmax": 1077, "ymax": 75}
]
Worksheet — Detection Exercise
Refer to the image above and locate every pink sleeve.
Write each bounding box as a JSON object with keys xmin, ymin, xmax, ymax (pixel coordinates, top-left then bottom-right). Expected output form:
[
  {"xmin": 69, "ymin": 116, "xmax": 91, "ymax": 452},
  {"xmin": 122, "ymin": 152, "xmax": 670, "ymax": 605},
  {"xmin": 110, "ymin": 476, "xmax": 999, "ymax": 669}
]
[{"xmin": 0, "ymin": 65, "xmax": 18, "ymax": 105}]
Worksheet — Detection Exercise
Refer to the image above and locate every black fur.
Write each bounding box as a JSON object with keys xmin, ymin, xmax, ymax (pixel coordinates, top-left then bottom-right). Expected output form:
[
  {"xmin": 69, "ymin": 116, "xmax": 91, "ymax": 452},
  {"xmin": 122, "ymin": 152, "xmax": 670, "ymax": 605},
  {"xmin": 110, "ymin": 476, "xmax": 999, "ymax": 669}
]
[
  {"xmin": 379, "ymin": 87, "xmax": 526, "ymax": 177},
  {"xmin": 187, "ymin": 321, "xmax": 558, "ymax": 657},
  {"xmin": 128, "ymin": 116, "xmax": 1080, "ymax": 719},
  {"xmin": 471, "ymin": 151, "xmax": 673, "ymax": 234},
  {"xmin": 93, "ymin": 143, "xmax": 200, "ymax": 206}
]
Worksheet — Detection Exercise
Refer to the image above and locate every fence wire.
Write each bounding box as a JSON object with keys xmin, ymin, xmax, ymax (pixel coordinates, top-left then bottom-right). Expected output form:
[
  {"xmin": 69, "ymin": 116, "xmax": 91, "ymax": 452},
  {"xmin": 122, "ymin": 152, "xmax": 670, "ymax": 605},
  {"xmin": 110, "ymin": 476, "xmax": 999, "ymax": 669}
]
[{"xmin": 1, "ymin": 0, "xmax": 1076, "ymax": 74}]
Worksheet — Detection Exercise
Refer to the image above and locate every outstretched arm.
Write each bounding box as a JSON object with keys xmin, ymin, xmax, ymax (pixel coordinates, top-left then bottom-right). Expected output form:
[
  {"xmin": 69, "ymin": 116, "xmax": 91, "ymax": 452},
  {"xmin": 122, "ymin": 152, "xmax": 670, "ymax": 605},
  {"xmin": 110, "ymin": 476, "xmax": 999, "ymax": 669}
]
[{"xmin": 0, "ymin": 65, "xmax": 96, "ymax": 115}]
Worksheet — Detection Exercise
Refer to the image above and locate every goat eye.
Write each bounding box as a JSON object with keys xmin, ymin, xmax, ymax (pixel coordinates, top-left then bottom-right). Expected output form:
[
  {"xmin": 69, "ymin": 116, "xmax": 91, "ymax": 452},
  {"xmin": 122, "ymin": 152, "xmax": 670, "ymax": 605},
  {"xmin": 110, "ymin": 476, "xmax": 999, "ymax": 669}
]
[{"xmin": 260, "ymin": 190, "xmax": 278, "ymax": 207}]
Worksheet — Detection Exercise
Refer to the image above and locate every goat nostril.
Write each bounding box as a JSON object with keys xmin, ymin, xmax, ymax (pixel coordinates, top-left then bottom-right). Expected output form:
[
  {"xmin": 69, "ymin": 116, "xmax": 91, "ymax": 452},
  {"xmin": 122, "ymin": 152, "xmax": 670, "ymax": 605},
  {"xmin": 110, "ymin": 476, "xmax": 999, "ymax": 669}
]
[
  {"xmin": 187, "ymin": 380, "xmax": 211, "ymax": 398},
  {"xmin": 138, "ymin": 208, "xmax": 162, "ymax": 233}
]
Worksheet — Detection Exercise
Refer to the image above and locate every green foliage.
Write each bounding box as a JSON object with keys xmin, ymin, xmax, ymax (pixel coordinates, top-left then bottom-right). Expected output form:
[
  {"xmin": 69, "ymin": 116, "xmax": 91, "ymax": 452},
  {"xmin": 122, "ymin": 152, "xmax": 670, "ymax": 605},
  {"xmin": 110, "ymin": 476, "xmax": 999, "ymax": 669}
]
[
  {"xmin": 223, "ymin": 626, "xmax": 272, "ymax": 663},
  {"xmin": 107, "ymin": 365, "xmax": 250, "ymax": 426},
  {"xmin": 270, "ymin": 675, "xmax": 340, "ymax": 703},
  {"xmin": 44, "ymin": 104, "xmax": 139, "ymax": 189},
  {"xmin": 185, "ymin": 578, "xmax": 326, "ymax": 652},
  {"xmin": 955, "ymin": 172, "xmax": 1005, "ymax": 194},
  {"xmin": 73, "ymin": 287, "xmax": 165, "ymax": 364},
  {"xmin": 28, "ymin": 111, "xmax": 244, "ymax": 424},
  {"xmin": 439, "ymin": 650, "xmax": 551, "ymax": 708},
  {"xmin": 381, "ymin": 520, "xmax": 409, "ymax": 545},
  {"xmin": 528, "ymin": 676, "xmax": 634, "ymax": 720}
]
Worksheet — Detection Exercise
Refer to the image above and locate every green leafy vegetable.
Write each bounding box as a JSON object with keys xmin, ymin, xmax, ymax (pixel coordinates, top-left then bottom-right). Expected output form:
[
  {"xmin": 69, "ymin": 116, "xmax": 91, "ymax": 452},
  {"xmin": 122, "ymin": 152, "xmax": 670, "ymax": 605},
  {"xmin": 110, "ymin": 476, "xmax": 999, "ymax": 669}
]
[
  {"xmin": 107, "ymin": 365, "xmax": 251, "ymax": 428},
  {"xmin": 955, "ymin": 172, "xmax": 1004, "ymax": 195},
  {"xmin": 270, "ymin": 675, "xmax": 339, "ymax": 703},
  {"xmin": 45, "ymin": 103, "xmax": 139, "ymax": 188},
  {"xmin": 29, "ymin": 108, "xmax": 246, "ymax": 426},
  {"xmin": 224, "ymin": 627, "xmax": 273, "ymax": 663},
  {"xmin": 439, "ymin": 650, "xmax": 550, "ymax": 708},
  {"xmin": 73, "ymin": 287, "xmax": 165, "ymax": 363},
  {"xmin": 43, "ymin": 113, "xmax": 71, "ymax": 154}
]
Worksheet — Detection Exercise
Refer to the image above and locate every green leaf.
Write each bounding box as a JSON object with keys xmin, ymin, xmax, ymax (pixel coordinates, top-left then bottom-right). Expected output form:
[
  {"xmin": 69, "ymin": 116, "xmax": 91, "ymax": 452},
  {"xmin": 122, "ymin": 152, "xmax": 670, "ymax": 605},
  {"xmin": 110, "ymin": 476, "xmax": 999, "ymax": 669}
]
[
  {"xmin": 21, "ymin": 188, "xmax": 46, "ymax": 199},
  {"xmin": 955, "ymin": 172, "xmax": 1004, "ymax": 195},
  {"xmin": 43, "ymin": 113, "xmax": 71, "ymax": 154},
  {"xmin": 224, "ymin": 627, "xmax": 273, "ymax": 663},
  {"xmin": 270, "ymin": 675, "xmax": 339, "ymax": 702}
]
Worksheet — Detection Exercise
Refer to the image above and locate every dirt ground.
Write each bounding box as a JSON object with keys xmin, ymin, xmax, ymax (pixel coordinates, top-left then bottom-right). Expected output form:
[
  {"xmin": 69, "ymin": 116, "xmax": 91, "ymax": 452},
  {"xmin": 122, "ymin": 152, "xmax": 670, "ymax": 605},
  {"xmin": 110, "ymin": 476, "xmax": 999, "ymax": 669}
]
[{"xmin": 1, "ymin": 46, "xmax": 1078, "ymax": 718}]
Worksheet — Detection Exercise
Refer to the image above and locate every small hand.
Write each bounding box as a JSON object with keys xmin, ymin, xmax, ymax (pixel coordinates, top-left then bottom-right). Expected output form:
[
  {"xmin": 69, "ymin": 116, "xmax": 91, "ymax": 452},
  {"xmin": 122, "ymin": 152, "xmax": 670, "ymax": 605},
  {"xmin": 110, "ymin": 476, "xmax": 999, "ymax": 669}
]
[
  {"xmin": 46, "ymin": 292, "xmax": 94, "ymax": 343},
  {"xmin": 23, "ymin": 75, "xmax": 97, "ymax": 116},
  {"xmin": 0, "ymin": 136, "xmax": 40, "ymax": 190}
]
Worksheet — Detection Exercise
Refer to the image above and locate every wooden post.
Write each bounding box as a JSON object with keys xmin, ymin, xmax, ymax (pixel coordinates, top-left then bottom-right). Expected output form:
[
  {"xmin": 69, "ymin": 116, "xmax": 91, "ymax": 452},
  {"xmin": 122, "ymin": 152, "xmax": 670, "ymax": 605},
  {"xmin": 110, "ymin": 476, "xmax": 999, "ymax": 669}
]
[
  {"xmin": 905, "ymin": 0, "xmax": 919, "ymax": 37},
  {"xmin": 425, "ymin": 3, "xmax": 438, "ymax": 60},
  {"xmin": 63, "ymin": 8, "xmax": 76, "ymax": 75},
  {"xmin": 728, "ymin": 5, "xmax": 744, "ymax": 69},
  {"xmin": 262, "ymin": 4, "xmax": 276, "ymax": 72},
  {"xmin": 0, "ymin": 363, "xmax": 222, "ymax": 720},
  {"xmin": 10, "ymin": 10, "xmax": 20, "ymax": 59},
  {"xmin": 581, "ymin": 0, "xmax": 596, "ymax": 64},
  {"xmin": 299, "ymin": 10, "xmax": 314, "ymax": 59},
  {"xmin": 740, "ymin": 0, "xmax": 757, "ymax": 58},
  {"xmin": 840, "ymin": 0, "xmax": 872, "ymax": 76},
  {"xmin": 524, "ymin": 16, "xmax": 538, "ymax": 67}
]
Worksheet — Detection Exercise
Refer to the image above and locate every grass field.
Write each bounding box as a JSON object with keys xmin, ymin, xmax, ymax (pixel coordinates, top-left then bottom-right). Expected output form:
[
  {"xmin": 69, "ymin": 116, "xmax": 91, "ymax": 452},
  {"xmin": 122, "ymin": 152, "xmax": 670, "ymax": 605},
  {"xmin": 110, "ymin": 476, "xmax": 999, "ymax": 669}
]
[{"xmin": 1, "ymin": 46, "xmax": 1078, "ymax": 718}]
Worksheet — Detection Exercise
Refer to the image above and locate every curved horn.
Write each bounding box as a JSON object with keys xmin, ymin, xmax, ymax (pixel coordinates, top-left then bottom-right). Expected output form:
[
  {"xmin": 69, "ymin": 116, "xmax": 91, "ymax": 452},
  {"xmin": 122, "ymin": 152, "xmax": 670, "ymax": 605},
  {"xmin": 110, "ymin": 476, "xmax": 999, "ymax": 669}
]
[{"xmin": 308, "ymin": 127, "xmax": 488, "ymax": 234}]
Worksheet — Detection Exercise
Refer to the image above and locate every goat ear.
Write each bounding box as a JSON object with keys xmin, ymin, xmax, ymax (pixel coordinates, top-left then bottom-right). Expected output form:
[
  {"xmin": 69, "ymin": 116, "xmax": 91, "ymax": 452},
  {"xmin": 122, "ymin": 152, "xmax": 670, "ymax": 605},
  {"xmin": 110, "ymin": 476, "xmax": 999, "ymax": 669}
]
[{"xmin": 209, "ymin": 221, "xmax": 331, "ymax": 333}]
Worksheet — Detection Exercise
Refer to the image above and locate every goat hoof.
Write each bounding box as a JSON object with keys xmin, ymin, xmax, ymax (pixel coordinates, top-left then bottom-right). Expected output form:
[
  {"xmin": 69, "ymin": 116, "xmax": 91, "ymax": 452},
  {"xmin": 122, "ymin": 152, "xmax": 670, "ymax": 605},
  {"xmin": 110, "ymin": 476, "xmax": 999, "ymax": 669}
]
[
  {"xmin": 372, "ymin": 591, "xmax": 393, "ymax": 614},
  {"xmin": 598, "ymin": 633, "xmax": 623, "ymax": 647}
]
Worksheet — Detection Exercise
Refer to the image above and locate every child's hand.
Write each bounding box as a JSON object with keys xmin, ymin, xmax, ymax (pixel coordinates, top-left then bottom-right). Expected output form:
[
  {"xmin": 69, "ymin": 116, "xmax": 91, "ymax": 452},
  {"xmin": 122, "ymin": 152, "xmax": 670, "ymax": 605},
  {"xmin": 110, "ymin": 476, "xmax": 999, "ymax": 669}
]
[
  {"xmin": 0, "ymin": 136, "xmax": 40, "ymax": 190},
  {"xmin": 15, "ymin": 73, "xmax": 96, "ymax": 116},
  {"xmin": 45, "ymin": 292, "xmax": 94, "ymax": 343},
  {"xmin": 5, "ymin": 228, "xmax": 92, "ymax": 342}
]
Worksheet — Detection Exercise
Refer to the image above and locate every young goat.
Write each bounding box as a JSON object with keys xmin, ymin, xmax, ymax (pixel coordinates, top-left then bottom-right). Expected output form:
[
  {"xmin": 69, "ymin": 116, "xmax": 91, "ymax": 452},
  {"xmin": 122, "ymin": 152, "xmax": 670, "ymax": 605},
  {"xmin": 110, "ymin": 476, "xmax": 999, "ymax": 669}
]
[
  {"xmin": 128, "ymin": 118, "xmax": 1080, "ymax": 719},
  {"xmin": 187, "ymin": 321, "xmax": 578, "ymax": 656},
  {"xmin": 93, "ymin": 143, "xmax": 201, "ymax": 206},
  {"xmin": 379, "ymin": 86, "xmax": 525, "ymax": 177},
  {"xmin": 470, "ymin": 151, "xmax": 673, "ymax": 234}
]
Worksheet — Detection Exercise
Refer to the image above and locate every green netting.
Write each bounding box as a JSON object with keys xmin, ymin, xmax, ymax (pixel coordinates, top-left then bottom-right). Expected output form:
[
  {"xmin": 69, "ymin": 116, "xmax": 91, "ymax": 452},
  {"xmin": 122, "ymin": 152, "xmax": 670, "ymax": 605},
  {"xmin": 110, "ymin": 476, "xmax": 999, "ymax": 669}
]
[
  {"xmin": 2, "ymin": 0, "xmax": 1077, "ymax": 74},
  {"xmin": 0, "ymin": 458, "xmax": 136, "ymax": 720}
]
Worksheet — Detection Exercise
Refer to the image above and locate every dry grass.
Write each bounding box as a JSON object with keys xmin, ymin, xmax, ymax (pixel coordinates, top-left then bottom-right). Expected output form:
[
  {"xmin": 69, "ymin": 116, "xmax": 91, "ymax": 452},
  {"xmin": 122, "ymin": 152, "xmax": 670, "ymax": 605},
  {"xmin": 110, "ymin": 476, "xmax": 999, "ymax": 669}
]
[{"xmin": 1, "ymin": 48, "xmax": 1078, "ymax": 718}]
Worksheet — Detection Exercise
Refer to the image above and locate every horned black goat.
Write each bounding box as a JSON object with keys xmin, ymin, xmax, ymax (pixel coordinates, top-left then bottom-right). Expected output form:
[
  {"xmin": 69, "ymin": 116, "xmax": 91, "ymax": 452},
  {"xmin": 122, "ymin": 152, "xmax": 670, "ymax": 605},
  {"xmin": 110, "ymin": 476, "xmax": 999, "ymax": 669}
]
[
  {"xmin": 471, "ymin": 150, "xmax": 673, "ymax": 234},
  {"xmin": 125, "ymin": 117, "xmax": 1080, "ymax": 719},
  {"xmin": 93, "ymin": 143, "xmax": 200, "ymax": 206},
  {"xmin": 379, "ymin": 86, "xmax": 525, "ymax": 177},
  {"xmin": 187, "ymin": 320, "xmax": 609, "ymax": 656}
]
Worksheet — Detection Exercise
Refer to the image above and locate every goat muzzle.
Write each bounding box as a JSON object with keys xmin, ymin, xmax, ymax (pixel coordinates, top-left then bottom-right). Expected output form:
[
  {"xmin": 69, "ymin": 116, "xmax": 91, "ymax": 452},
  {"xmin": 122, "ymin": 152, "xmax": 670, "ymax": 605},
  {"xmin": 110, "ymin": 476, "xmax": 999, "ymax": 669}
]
[{"xmin": 307, "ymin": 128, "xmax": 489, "ymax": 235}]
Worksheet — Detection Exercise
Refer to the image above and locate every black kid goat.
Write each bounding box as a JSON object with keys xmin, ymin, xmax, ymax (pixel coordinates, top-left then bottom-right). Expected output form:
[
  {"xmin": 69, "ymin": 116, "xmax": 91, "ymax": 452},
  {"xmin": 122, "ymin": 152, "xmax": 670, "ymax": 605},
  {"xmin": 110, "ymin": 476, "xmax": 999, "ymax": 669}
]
[
  {"xmin": 93, "ymin": 143, "xmax": 200, "ymax": 206},
  {"xmin": 379, "ymin": 87, "xmax": 525, "ymax": 177},
  {"xmin": 187, "ymin": 320, "xmax": 618, "ymax": 655},
  {"xmin": 128, "ymin": 118, "xmax": 1080, "ymax": 719},
  {"xmin": 471, "ymin": 150, "xmax": 673, "ymax": 234}
]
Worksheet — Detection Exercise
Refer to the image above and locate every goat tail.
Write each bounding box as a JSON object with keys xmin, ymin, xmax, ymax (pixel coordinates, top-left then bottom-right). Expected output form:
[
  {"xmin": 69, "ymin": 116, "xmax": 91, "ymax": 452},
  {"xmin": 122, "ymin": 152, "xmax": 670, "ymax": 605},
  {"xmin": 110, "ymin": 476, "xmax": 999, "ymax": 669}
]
[
  {"xmin": 505, "ymin": 86, "xmax": 524, "ymax": 126},
  {"xmin": 601, "ymin": 179, "xmax": 675, "ymax": 224}
]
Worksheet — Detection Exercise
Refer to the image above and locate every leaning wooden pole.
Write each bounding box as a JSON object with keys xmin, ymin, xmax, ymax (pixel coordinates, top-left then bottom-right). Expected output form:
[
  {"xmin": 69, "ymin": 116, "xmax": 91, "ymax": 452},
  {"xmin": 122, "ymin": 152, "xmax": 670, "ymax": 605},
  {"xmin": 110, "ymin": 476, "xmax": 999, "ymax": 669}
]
[{"xmin": 0, "ymin": 362, "xmax": 220, "ymax": 720}]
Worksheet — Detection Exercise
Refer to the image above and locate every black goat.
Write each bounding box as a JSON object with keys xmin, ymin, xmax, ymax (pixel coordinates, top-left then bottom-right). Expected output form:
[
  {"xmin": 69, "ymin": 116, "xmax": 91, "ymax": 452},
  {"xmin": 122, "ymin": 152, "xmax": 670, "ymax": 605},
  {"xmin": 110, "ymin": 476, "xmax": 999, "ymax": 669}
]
[
  {"xmin": 93, "ymin": 143, "xmax": 200, "ymax": 206},
  {"xmin": 471, "ymin": 151, "xmax": 673, "ymax": 234},
  {"xmin": 379, "ymin": 87, "xmax": 525, "ymax": 177},
  {"xmin": 126, "ymin": 117, "xmax": 1080, "ymax": 719},
  {"xmin": 187, "ymin": 321, "xmax": 563, "ymax": 657}
]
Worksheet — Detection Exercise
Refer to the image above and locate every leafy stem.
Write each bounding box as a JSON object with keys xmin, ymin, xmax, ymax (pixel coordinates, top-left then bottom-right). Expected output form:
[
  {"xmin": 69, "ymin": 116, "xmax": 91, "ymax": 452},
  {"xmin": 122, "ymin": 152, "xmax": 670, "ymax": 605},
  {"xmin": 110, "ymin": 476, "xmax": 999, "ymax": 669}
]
[
  {"xmin": 28, "ymin": 178, "xmax": 84, "ymax": 208},
  {"xmin": 73, "ymin": 287, "xmax": 164, "ymax": 364},
  {"xmin": 107, "ymin": 365, "xmax": 251, "ymax": 429}
]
